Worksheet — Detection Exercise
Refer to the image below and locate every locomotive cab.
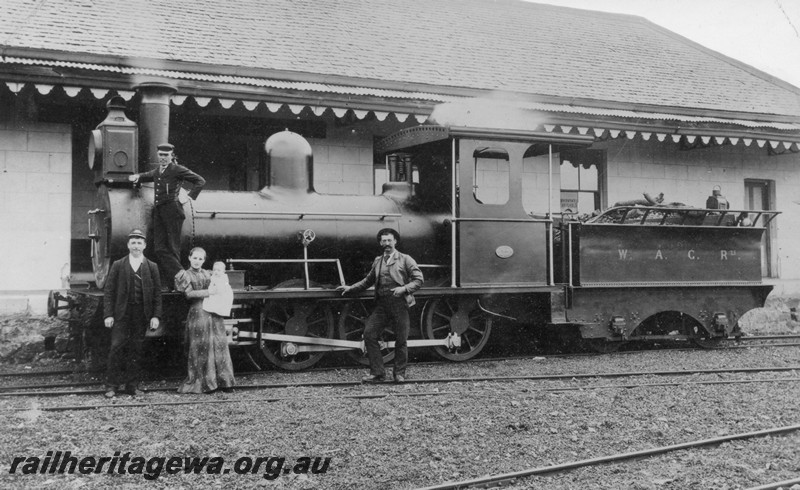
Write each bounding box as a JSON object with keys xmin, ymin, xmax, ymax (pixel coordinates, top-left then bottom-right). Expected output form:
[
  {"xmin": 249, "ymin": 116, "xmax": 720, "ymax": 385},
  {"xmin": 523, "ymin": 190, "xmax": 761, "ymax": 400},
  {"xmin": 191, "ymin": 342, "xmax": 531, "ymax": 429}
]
[{"xmin": 376, "ymin": 114, "xmax": 594, "ymax": 289}]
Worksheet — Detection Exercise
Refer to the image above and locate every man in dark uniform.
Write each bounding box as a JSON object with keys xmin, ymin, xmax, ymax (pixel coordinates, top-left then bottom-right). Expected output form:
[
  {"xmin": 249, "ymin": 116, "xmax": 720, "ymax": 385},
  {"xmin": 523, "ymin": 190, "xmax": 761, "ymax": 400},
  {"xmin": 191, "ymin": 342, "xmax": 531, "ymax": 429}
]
[
  {"xmin": 129, "ymin": 143, "xmax": 205, "ymax": 287},
  {"xmin": 337, "ymin": 228, "xmax": 423, "ymax": 383},
  {"xmin": 103, "ymin": 229, "xmax": 163, "ymax": 398}
]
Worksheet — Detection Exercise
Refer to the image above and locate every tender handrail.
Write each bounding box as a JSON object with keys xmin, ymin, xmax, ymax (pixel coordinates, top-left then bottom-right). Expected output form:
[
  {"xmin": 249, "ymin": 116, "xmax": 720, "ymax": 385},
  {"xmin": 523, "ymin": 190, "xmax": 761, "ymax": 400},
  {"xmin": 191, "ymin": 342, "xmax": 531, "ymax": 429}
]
[{"xmin": 584, "ymin": 206, "xmax": 780, "ymax": 227}]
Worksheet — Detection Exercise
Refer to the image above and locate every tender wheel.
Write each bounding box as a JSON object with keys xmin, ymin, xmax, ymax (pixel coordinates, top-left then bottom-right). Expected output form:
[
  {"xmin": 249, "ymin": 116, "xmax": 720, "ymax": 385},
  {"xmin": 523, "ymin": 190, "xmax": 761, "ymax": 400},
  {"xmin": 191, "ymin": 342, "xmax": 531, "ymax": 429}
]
[
  {"xmin": 338, "ymin": 299, "xmax": 395, "ymax": 366},
  {"xmin": 690, "ymin": 323, "xmax": 724, "ymax": 349},
  {"xmin": 631, "ymin": 311, "xmax": 686, "ymax": 338},
  {"xmin": 423, "ymin": 297, "xmax": 492, "ymax": 361},
  {"xmin": 633, "ymin": 311, "xmax": 722, "ymax": 348},
  {"xmin": 633, "ymin": 310, "xmax": 701, "ymax": 339},
  {"xmin": 257, "ymin": 300, "xmax": 335, "ymax": 370}
]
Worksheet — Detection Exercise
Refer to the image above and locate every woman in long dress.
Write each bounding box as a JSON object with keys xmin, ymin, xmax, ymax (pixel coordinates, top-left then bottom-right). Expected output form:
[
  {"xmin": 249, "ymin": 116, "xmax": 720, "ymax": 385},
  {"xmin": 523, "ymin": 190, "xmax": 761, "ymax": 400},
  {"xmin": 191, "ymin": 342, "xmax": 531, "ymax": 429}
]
[{"xmin": 174, "ymin": 247, "xmax": 235, "ymax": 394}]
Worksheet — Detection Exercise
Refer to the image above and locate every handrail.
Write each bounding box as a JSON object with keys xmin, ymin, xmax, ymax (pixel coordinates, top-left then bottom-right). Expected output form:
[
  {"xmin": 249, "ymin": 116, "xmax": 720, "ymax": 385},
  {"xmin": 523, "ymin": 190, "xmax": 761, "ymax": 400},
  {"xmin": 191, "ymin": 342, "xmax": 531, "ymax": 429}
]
[
  {"xmin": 451, "ymin": 217, "xmax": 553, "ymax": 223},
  {"xmin": 227, "ymin": 258, "xmax": 346, "ymax": 288},
  {"xmin": 196, "ymin": 210, "xmax": 401, "ymax": 220},
  {"xmin": 585, "ymin": 206, "xmax": 780, "ymax": 227},
  {"xmin": 227, "ymin": 258, "xmax": 449, "ymax": 290}
]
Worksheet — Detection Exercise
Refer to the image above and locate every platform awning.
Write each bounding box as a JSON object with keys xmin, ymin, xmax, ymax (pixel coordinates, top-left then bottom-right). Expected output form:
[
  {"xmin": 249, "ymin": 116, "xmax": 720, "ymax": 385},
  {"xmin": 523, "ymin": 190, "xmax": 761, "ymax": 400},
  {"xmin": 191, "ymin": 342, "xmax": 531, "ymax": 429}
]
[{"xmin": 2, "ymin": 56, "xmax": 799, "ymax": 153}]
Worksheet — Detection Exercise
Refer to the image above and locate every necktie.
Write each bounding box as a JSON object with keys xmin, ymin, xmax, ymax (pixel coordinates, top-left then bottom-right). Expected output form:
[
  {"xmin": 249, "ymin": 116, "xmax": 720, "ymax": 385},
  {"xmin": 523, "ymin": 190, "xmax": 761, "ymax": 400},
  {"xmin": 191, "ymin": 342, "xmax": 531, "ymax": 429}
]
[{"xmin": 375, "ymin": 258, "xmax": 382, "ymax": 293}]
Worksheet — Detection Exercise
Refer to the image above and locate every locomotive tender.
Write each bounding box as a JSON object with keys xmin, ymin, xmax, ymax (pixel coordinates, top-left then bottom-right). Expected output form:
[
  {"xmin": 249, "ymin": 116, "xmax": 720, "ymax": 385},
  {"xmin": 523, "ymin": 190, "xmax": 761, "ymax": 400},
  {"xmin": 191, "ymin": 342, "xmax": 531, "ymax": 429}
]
[{"xmin": 52, "ymin": 99, "xmax": 780, "ymax": 370}]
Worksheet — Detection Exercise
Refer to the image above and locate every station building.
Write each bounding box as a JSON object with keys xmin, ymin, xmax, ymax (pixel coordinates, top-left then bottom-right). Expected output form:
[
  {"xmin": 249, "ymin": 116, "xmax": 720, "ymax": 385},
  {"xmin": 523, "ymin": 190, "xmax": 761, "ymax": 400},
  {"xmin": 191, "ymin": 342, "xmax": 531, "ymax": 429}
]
[{"xmin": 0, "ymin": 0, "xmax": 798, "ymax": 314}]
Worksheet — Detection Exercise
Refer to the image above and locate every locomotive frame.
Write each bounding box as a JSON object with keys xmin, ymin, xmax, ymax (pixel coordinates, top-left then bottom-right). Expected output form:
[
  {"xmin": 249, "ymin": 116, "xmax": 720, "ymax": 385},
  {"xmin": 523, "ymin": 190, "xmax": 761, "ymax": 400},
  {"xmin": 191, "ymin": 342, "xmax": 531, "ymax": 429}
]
[{"xmin": 51, "ymin": 102, "xmax": 780, "ymax": 371}]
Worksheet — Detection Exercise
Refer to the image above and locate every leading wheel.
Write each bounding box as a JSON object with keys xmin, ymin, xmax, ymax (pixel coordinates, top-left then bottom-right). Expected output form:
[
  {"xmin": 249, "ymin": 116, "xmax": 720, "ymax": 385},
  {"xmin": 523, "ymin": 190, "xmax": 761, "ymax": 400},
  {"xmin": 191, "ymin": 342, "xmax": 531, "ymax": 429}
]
[
  {"xmin": 257, "ymin": 299, "xmax": 335, "ymax": 370},
  {"xmin": 422, "ymin": 297, "xmax": 492, "ymax": 361},
  {"xmin": 337, "ymin": 299, "xmax": 395, "ymax": 366}
]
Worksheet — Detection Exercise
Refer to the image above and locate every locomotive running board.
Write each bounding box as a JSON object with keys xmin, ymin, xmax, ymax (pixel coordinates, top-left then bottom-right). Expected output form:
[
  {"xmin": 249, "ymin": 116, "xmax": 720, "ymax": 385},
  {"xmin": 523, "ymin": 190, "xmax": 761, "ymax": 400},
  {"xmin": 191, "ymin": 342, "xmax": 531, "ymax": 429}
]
[{"xmin": 238, "ymin": 332, "xmax": 453, "ymax": 352}]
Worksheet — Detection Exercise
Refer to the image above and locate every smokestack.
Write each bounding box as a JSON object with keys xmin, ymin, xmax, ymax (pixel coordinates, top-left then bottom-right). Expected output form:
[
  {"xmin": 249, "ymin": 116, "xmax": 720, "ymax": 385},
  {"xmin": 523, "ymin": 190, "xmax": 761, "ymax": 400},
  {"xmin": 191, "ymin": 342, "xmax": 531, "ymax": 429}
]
[{"xmin": 135, "ymin": 81, "xmax": 177, "ymax": 169}]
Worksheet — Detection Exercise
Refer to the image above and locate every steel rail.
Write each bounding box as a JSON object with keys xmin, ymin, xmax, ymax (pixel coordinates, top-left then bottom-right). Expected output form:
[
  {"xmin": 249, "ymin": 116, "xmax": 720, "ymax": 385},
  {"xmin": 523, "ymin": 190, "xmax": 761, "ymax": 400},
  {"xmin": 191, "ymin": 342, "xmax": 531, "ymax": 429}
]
[
  {"xmin": 1, "ymin": 337, "xmax": 798, "ymax": 391},
  {"xmin": 0, "ymin": 374, "xmax": 189, "ymax": 392},
  {"xmin": 4, "ymin": 377, "xmax": 800, "ymax": 412},
  {"xmin": 3, "ymin": 366, "xmax": 799, "ymax": 398},
  {"xmin": 738, "ymin": 335, "xmax": 800, "ymax": 341},
  {"xmin": 5, "ymin": 370, "xmax": 799, "ymax": 397},
  {"xmin": 537, "ymin": 377, "xmax": 800, "ymax": 393},
  {"xmin": 1, "ymin": 337, "xmax": 798, "ymax": 389},
  {"xmin": 0, "ymin": 368, "xmax": 87, "ymax": 378},
  {"xmin": 745, "ymin": 477, "xmax": 800, "ymax": 490},
  {"xmin": 698, "ymin": 342, "xmax": 800, "ymax": 349},
  {"xmin": 416, "ymin": 424, "xmax": 800, "ymax": 490},
  {"xmin": 5, "ymin": 391, "xmax": 447, "ymax": 413},
  {"xmin": 0, "ymin": 334, "xmax": 797, "ymax": 381}
]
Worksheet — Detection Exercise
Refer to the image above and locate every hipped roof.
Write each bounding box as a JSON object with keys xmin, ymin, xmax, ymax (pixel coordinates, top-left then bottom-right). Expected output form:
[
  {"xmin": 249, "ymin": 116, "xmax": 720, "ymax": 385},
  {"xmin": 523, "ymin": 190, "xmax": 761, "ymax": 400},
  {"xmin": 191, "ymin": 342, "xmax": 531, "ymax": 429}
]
[{"xmin": 1, "ymin": 0, "xmax": 799, "ymax": 141}]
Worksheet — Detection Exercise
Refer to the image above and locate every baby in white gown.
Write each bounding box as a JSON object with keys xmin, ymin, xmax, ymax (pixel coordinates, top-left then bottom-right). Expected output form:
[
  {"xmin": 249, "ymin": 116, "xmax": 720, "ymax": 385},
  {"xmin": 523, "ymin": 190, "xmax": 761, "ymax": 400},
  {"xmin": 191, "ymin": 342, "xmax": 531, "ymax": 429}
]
[{"xmin": 202, "ymin": 261, "xmax": 234, "ymax": 317}]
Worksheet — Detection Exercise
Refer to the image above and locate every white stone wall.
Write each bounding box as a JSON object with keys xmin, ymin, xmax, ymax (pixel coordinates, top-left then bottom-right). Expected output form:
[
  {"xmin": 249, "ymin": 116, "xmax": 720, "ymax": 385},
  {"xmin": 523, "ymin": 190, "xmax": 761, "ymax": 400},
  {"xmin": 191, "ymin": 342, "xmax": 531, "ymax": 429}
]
[
  {"xmin": 0, "ymin": 122, "xmax": 72, "ymax": 298},
  {"xmin": 466, "ymin": 153, "xmax": 562, "ymax": 212},
  {"xmin": 522, "ymin": 154, "xmax": 561, "ymax": 214},
  {"xmin": 309, "ymin": 126, "xmax": 374, "ymax": 195},
  {"xmin": 474, "ymin": 157, "xmax": 510, "ymax": 205}
]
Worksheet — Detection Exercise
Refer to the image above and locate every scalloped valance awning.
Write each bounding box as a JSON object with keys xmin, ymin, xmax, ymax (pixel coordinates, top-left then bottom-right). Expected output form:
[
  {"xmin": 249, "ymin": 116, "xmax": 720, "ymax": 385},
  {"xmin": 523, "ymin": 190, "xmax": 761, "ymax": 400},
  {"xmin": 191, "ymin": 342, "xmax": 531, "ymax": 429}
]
[{"xmin": 3, "ymin": 77, "xmax": 799, "ymax": 153}]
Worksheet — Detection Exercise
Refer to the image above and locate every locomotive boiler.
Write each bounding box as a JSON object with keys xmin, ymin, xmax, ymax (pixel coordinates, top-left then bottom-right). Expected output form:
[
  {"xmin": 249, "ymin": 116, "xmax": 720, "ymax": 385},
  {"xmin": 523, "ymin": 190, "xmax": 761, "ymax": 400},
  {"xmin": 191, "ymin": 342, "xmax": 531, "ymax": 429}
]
[
  {"xmin": 55, "ymin": 98, "xmax": 780, "ymax": 371},
  {"xmin": 89, "ymin": 129, "xmax": 450, "ymax": 292}
]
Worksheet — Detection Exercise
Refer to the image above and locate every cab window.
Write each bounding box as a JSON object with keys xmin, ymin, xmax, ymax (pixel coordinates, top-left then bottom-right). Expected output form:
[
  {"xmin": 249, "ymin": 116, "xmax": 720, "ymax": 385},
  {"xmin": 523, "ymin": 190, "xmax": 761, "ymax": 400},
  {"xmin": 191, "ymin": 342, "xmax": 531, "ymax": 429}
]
[{"xmin": 473, "ymin": 147, "xmax": 509, "ymax": 205}]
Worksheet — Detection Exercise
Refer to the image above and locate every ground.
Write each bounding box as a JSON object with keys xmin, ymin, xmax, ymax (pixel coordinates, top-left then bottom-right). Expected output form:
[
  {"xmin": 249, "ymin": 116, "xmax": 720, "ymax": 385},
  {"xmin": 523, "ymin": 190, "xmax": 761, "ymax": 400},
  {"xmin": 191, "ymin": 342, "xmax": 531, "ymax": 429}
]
[{"xmin": 0, "ymin": 314, "xmax": 798, "ymax": 489}]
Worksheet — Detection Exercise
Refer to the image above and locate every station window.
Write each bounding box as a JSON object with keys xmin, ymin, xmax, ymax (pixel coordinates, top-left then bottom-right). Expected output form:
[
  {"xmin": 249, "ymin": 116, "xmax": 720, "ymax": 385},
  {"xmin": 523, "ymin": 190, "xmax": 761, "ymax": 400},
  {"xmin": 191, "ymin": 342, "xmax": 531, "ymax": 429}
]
[
  {"xmin": 560, "ymin": 150, "xmax": 604, "ymax": 215},
  {"xmin": 473, "ymin": 147, "xmax": 509, "ymax": 205}
]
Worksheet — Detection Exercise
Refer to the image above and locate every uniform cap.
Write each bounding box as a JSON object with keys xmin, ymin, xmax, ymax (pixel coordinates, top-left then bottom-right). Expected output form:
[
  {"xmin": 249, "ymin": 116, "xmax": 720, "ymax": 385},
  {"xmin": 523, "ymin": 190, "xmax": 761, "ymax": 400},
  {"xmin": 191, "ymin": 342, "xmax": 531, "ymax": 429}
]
[
  {"xmin": 157, "ymin": 143, "xmax": 175, "ymax": 152},
  {"xmin": 129, "ymin": 228, "xmax": 147, "ymax": 240}
]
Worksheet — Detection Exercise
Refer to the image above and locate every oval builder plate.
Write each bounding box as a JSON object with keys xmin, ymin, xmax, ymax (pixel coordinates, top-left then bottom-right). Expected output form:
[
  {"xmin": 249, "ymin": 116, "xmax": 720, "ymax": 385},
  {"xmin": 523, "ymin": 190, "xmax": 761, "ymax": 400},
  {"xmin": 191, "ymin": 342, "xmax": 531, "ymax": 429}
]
[{"xmin": 495, "ymin": 245, "xmax": 514, "ymax": 259}]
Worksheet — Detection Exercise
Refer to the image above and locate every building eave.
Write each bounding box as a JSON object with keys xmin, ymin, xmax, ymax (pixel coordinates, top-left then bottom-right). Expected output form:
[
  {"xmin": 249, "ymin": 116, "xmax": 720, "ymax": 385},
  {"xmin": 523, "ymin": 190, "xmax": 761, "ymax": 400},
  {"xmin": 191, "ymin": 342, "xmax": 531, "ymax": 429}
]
[
  {"xmin": 1, "ymin": 53, "xmax": 799, "ymax": 151},
  {"xmin": 3, "ymin": 48, "xmax": 799, "ymax": 124}
]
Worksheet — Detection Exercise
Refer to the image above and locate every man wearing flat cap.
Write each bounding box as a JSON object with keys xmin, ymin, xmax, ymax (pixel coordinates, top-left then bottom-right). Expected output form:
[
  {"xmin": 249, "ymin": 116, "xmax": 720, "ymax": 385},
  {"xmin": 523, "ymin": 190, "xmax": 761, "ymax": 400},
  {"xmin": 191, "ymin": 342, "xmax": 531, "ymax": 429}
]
[
  {"xmin": 130, "ymin": 143, "xmax": 205, "ymax": 287},
  {"xmin": 103, "ymin": 229, "xmax": 162, "ymax": 398}
]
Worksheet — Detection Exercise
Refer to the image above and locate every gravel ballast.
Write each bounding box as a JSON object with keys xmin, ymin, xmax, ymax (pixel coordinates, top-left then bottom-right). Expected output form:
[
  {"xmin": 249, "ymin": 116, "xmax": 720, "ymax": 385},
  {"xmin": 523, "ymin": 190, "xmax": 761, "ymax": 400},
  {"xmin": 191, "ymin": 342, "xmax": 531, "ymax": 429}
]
[{"xmin": 1, "ymin": 343, "xmax": 798, "ymax": 489}]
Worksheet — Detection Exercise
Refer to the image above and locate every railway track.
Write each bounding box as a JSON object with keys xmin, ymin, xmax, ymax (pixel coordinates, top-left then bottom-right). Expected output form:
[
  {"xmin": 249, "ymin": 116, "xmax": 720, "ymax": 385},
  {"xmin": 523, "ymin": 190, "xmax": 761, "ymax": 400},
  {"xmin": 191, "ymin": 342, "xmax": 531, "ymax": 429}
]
[
  {"xmin": 416, "ymin": 424, "xmax": 800, "ymax": 490},
  {"xmin": 4, "ymin": 376, "xmax": 800, "ymax": 412},
  {"xmin": 2, "ymin": 365, "xmax": 799, "ymax": 411},
  {"xmin": 1, "ymin": 333, "xmax": 798, "ymax": 389},
  {"xmin": 8, "ymin": 375, "xmax": 800, "ymax": 413}
]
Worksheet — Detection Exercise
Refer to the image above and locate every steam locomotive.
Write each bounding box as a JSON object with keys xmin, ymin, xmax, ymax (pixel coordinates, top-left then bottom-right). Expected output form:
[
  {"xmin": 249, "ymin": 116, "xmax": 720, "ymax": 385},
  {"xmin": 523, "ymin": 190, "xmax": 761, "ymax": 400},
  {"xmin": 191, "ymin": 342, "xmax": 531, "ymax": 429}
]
[{"xmin": 50, "ymin": 98, "xmax": 780, "ymax": 370}]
